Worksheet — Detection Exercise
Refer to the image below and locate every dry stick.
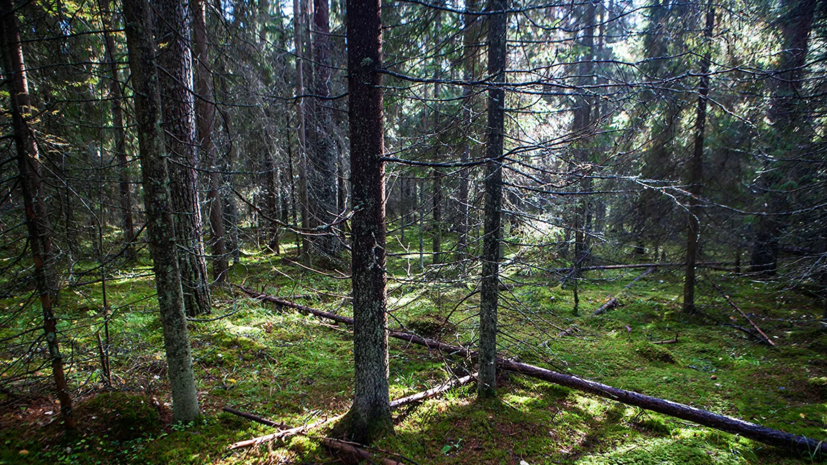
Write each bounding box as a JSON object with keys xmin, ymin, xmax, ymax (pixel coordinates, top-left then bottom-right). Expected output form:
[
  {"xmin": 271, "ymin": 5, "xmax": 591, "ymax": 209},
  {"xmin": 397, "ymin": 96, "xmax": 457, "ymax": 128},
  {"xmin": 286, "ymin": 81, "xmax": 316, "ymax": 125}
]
[
  {"xmin": 708, "ymin": 279, "xmax": 776, "ymax": 347},
  {"xmin": 652, "ymin": 334, "xmax": 679, "ymax": 345},
  {"xmin": 226, "ymin": 374, "xmax": 477, "ymax": 450},
  {"xmin": 238, "ymin": 286, "xmax": 827, "ymax": 456},
  {"xmin": 553, "ymin": 261, "xmax": 732, "ymax": 273},
  {"xmin": 221, "ymin": 407, "xmax": 289, "ymax": 428},
  {"xmin": 228, "ymin": 413, "xmax": 346, "ymax": 450},
  {"xmin": 593, "ymin": 267, "xmax": 656, "ymax": 315}
]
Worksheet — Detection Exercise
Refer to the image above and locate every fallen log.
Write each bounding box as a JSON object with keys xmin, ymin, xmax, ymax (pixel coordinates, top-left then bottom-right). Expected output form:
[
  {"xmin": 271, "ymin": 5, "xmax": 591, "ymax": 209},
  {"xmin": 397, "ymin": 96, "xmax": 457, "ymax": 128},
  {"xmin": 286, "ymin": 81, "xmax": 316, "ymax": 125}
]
[
  {"xmin": 709, "ymin": 280, "xmax": 775, "ymax": 347},
  {"xmin": 390, "ymin": 373, "xmax": 476, "ymax": 409},
  {"xmin": 228, "ymin": 413, "xmax": 345, "ymax": 450},
  {"xmin": 238, "ymin": 287, "xmax": 827, "ymax": 456},
  {"xmin": 320, "ymin": 438, "xmax": 404, "ymax": 464},
  {"xmin": 552, "ymin": 261, "xmax": 733, "ymax": 274},
  {"xmin": 652, "ymin": 333, "xmax": 679, "ymax": 345},
  {"xmin": 593, "ymin": 267, "xmax": 655, "ymax": 315}
]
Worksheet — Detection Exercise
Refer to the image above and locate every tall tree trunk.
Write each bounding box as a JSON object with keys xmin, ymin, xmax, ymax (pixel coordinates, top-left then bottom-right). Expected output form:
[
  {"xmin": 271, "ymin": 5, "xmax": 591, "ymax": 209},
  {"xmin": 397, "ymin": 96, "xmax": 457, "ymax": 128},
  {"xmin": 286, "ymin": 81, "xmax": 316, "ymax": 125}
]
[
  {"xmin": 306, "ymin": 0, "xmax": 340, "ymax": 258},
  {"xmin": 682, "ymin": 3, "xmax": 714, "ymax": 314},
  {"xmin": 432, "ymin": 170, "xmax": 442, "ymax": 264},
  {"xmin": 750, "ymin": 0, "xmax": 816, "ymax": 274},
  {"xmin": 457, "ymin": 0, "xmax": 479, "ymax": 261},
  {"xmin": 98, "ymin": 0, "xmax": 135, "ymax": 261},
  {"xmin": 478, "ymin": 0, "xmax": 507, "ymax": 399},
  {"xmin": 1, "ymin": 0, "xmax": 74, "ymax": 429},
  {"xmin": 122, "ymin": 0, "xmax": 200, "ymax": 422},
  {"xmin": 156, "ymin": 0, "xmax": 212, "ymax": 315},
  {"xmin": 294, "ymin": 0, "xmax": 311, "ymax": 262},
  {"xmin": 192, "ymin": 0, "xmax": 228, "ymax": 282},
  {"xmin": 336, "ymin": 0, "xmax": 392, "ymax": 442}
]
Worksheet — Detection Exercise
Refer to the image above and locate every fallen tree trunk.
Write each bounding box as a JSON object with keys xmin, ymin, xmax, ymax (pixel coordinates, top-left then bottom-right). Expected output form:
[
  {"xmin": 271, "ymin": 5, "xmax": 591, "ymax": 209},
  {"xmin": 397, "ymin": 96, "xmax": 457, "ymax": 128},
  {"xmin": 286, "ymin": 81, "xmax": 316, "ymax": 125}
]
[
  {"xmin": 228, "ymin": 414, "xmax": 345, "ymax": 450},
  {"xmin": 320, "ymin": 438, "xmax": 403, "ymax": 465},
  {"xmin": 552, "ymin": 261, "xmax": 733, "ymax": 273},
  {"xmin": 390, "ymin": 373, "xmax": 476, "ymax": 409},
  {"xmin": 593, "ymin": 267, "xmax": 655, "ymax": 315},
  {"xmin": 238, "ymin": 286, "xmax": 827, "ymax": 456},
  {"xmin": 221, "ymin": 407, "xmax": 289, "ymax": 428}
]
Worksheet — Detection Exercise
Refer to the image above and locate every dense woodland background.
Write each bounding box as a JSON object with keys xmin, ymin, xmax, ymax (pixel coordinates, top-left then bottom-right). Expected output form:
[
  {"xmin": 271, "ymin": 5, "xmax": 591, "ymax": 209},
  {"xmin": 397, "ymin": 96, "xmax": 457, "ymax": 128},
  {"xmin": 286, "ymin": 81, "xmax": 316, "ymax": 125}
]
[{"xmin": 1, "ymin": 0, "xmax": 827, "ymax": 462}]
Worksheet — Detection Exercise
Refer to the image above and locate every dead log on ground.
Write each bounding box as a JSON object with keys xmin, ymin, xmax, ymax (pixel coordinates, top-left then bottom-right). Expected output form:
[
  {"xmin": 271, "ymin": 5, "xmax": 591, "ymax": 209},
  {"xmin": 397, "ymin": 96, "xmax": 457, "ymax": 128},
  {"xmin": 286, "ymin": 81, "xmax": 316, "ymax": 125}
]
[
  {"xmin": 221, "ymin": 407, "xmax": 289, "ymax": 428},
  {"xmin": 593, "ymin": 267, "xmax": 655, "ymax": 315},
  {"xmin": 228, "ymin": 413, "xmax": 345, "ymax": 450},
  {"xmin": 238, "ymin": 287, "xmax": 826, "ymax": 456},
  {"xmin": 320, "ymin": 438, "xmax": 404, "ymax": 464},
  {"xmin": 390, "ymin": 373, "xmax": 476, "ymax": 409},
  {"xmin": 652, "ymin": 334, "xmax": 679, "ymax": 345}
]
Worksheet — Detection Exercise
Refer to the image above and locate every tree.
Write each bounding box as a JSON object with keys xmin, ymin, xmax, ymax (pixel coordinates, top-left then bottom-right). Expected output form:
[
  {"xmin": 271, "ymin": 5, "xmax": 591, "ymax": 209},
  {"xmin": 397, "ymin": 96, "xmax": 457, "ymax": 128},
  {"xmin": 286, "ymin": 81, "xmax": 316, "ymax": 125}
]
[
  {"xmin": 156, "ymin": 0, "xmax": 211, "ymax": 315},
  {"xmin": 0, "ymin": 0, "xmax": 75, "ymax": 429},
  {"xmin": 122, "ymin": 0, "xmax": 200, "ymax": 422},
  {"xmin": 97, "ymin": 0, "xmax": 136, "ymax": 261},
  {"xmin": 192, "ymin": 0, "xmax": 228, "ymax": 282},
  {"xmin": 682, "ymin": 2, "xmax": 714, "ymax": 314},
  {"xmin": 478, "ymin": 0, "xmax": 508, "ymax": 398},
  {"xmin": 335, "ymin": 0, "xmax": 393, "ymax": 441}
]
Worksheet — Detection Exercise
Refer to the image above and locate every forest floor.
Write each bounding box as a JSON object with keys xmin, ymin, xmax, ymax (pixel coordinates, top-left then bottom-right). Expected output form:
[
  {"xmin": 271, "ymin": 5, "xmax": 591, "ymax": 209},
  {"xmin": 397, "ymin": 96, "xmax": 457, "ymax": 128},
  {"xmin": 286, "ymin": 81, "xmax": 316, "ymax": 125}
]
[{"xmin": 1, "ymin": 230, "xmax": 826, "ymax": 464}]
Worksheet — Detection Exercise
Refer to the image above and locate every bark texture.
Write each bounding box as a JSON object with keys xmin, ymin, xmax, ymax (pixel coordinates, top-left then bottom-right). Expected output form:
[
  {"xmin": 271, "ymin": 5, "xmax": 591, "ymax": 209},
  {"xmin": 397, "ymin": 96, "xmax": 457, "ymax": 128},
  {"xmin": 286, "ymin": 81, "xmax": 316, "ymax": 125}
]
[
  {"xmin": 340, "ymin": 0, "xmax": 393, "ymax": 442},
  {"xmin": 191, "ymin": 0, "xmax": 228, "ymax": 282},
  {"xmin": 0, "ymin": 0, "xmax": 75, "ymax": 428},
  {"xmin": 123, "ymin": 0, "xmax": 200, "ymax": 422},
  {"xmin": 682, "ymin": 4, "xmax": 713, "ymax": 314},
  {"xmin": 478, "ymin": 0, "xmax": 507, "ymax": 398},
  {"xmin": 156, "ymin": 0, "xmax": 211, "ymax": 315}
]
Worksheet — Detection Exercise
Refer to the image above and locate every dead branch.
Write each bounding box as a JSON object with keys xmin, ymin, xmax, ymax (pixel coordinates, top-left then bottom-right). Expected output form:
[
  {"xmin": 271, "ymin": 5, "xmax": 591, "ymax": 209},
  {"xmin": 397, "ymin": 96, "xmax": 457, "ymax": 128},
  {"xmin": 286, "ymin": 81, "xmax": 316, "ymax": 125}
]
[
  {"xmin": 708, "ymin": 280, "xmax": 775, "ymax": 347},
  {"xmin": 320, "ymin": 437, "xmax": 405, "ymax": 465},
  {"xmin": 221, "ymin": 407, "xmax": 289, "ymax": 428},
  {"xmin": 652, "ymin": 333, "xmax": 679, "ymax": 345},
  {"xmin": 389, "ymin": 373, "xmax": 476, "ymax": 409}
]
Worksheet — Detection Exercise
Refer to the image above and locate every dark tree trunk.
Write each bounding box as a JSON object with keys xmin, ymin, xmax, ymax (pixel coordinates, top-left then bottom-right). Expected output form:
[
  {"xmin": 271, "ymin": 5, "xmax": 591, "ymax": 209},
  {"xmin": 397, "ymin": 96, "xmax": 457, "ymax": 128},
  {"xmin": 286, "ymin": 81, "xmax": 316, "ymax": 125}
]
[
  {"xmin": 306, "ymin": 0, "xmax": 340, "ymax": 258},
  {"xmin": 98, "ymin": 0, "xmax": 135, "ymax": 261},
  {"xmin": 192, "ymin": 0, "xmax": 228, "ymax": 282},
  {"xmin": 457, "ymin": 0, "xmax": 479, "ymax": 261},
  {"xmin": 1, "ymin": 0, "xmax": 74, "ymax": 429},
  {"xmin": 751, "ymin": 0, "xmax": 816, "ymax": 274},
  {"xmin": 294, "ymin": 0, "xmax": 311, "ymax": 262},
  {"xmin": 336, "ymin": 0, "xmax": 393, "ymax": 442},
  {"xmin": 432, "ymin": 169, "xmax": 442, "ymax": 264},
  {"xmin": 156, "ymin": 0, "xmax": 212, "ymax": 315},
  {"xmin": 122, "ymin": 0, "xmax": 200, "ymax": 422},
  {"xmin": 682, "ymin": 4, "xmax": 714, "ymax": 314},
  {"xmin": 478, "ymin": 0, "xmax": 507, "ymax": 398}
]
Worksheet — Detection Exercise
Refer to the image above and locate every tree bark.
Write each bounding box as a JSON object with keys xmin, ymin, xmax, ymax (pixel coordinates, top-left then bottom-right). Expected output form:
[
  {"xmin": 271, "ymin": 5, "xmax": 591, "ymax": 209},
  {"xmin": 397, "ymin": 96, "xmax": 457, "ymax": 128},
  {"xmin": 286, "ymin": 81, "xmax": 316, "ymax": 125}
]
[
  {"xmin": 98, "ymin": 0, "xmax": 136, "ymax": 261},
  {"xmin": 122, "ymin": 0, "xmax": 200, "ymax": 423},
  {"xmin": 337, "ymin": 0, "xmax": 393, "ymax": 442},
  {"xmin": 457, "ymin": 0, "xmax": 479, "ymax": 261},
  {"xmin": 682, "ymin": 4, "xmax": 713, "ymax": 314},
  {"xmin": 0, "ymin": 0, "xmax": 74, "ymax": 429},
  {"xmin": 478, "ymin": 0, "xmax": 508, "ymax": 398},
  {"xmin": 191, "ymin": 0, "xmax": 228, "ymax": 282},
  {"xmin": 306, "ymin": 0, "xmax": 340, "ymax": 258},
  {"xmin": 294, "ymin": 0, "xmax": 311, "ymax": 262},
  {"xmin": 156, "ymin": 0, "xmax": 212, "ymax": 315}
]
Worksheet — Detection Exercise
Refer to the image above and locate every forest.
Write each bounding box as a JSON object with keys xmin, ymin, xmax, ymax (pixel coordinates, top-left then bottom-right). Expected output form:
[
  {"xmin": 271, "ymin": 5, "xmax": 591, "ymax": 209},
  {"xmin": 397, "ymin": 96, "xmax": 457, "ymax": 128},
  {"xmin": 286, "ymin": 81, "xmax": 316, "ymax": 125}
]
[{"xmin": 1, "ymin": 0, "xmax": 826, "ymax": 462}]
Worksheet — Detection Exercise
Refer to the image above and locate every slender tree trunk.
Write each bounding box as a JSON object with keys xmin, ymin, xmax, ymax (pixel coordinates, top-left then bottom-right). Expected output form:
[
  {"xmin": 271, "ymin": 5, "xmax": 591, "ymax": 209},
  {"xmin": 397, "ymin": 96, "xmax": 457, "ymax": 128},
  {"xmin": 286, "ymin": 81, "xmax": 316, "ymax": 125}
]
[
  {"xmin": 156, "ymin": 0, "xmax": 211, "ymax": 315},
  {"xmin": 122, "ymin": 0, "xmax": 200, "ymax": 422},
  {"xmin": 306, "ymin": 0, "xmax": 340, "ymax": 258},
  {"xmin": 457, "ymin": 0, "xmax": 478, "ymax": 261},
  {"xmin": 98, "ymin": 0, "xmax": 135, "ymax": 261},
  {"xmin": 192, "ymin": 0, "xmax": 228, "ymax": 282},
  {"xmin": 682, "ymin": 4, "xmax": 714, "ymax": 314},
  {"xmin": 432, "ymin": 170, "xmax": 442, "ymax": 264},
  {"xmin": 336, "ymin": 0, "xmax": 392, "ymax": 442},
  {"xmin": 294, "ymin": 0, "xmax": 311, "ymax": 262},
  {"xmin": 478, "ymin": 0, "xmax": 507, "ymax": 399},
  {"xmin": 1, "ymin": 0, "xmax": 74, "ymax": 428}
]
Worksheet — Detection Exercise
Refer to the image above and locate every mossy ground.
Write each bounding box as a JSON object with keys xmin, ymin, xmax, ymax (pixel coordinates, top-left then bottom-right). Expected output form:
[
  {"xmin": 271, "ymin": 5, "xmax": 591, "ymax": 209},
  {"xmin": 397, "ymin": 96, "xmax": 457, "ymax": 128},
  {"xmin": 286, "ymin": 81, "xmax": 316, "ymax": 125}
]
[{"xmin": 1, "ymin": 228, "xmax": 825, "ymax": 464}]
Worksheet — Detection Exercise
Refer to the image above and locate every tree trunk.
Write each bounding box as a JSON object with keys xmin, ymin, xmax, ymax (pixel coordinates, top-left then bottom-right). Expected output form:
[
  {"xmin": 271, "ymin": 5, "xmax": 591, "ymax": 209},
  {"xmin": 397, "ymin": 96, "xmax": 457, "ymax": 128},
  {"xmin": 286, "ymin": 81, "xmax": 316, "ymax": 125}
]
[
  {"xmin": 294, "ymin": 0, "xmax": 311, "ymax": 262},
  {"xmin": 156, "ymin": 0, "xmax": 212, "ymax": 315},
  {"xmin": 122, "ymin": 0, "xmax": 200, "ymax": 423},
  {"xmin": 306, "ymin": 0, "xmax": 340, "ymax": 258},
  {"xmin": 432, "ymin": 169, "xmax": 442, "ymax": 264},
  {"xmin": 98, "ymin": 0, "xmax": 135, "ymax": 261},
  {"xmin": 337, "ymin": 0, "xmax": 393, "ymax": 442},
  {"xmin": 751, "ymin": 0, "xmax": 816, "ymax": 274},
  {"xmin": 457, "ymin": 0, "xmax": 479, "ymax": 261},
  {"xmin": 1, "ymin": 0, "xmax": 74, "ymax": 429},
  {"xmin": 478, "ymin": 0, "xmax": 507, "ymax": 398},
  {"xmin": 682, "ymin": 4, "xmax": 714, "ymax": 314},
  {"xmin": 192, "ymin": 0, "xmax": 228, "ymax": 282}
]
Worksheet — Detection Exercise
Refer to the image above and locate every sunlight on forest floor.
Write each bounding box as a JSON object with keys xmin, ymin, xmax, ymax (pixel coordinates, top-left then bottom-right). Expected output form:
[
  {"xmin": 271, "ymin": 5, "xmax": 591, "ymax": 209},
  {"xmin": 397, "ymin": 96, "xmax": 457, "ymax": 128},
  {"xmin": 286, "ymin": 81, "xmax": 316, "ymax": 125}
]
[{"xmin": 1, "ymin": 232, "xmax": 825, "ymax": 464}]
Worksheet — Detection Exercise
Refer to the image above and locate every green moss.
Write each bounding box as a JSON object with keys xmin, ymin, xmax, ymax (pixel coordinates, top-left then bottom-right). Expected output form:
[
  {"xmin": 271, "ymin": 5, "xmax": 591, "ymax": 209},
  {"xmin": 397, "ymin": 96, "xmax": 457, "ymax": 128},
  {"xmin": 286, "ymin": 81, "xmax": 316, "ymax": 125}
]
[
  {"xmin": 633, "ymin": 341, "xmax": 677, "ymax": 364},
  {"xmin": 76, "ymin": 392, "xmax": 162, "ymax": 441}
]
